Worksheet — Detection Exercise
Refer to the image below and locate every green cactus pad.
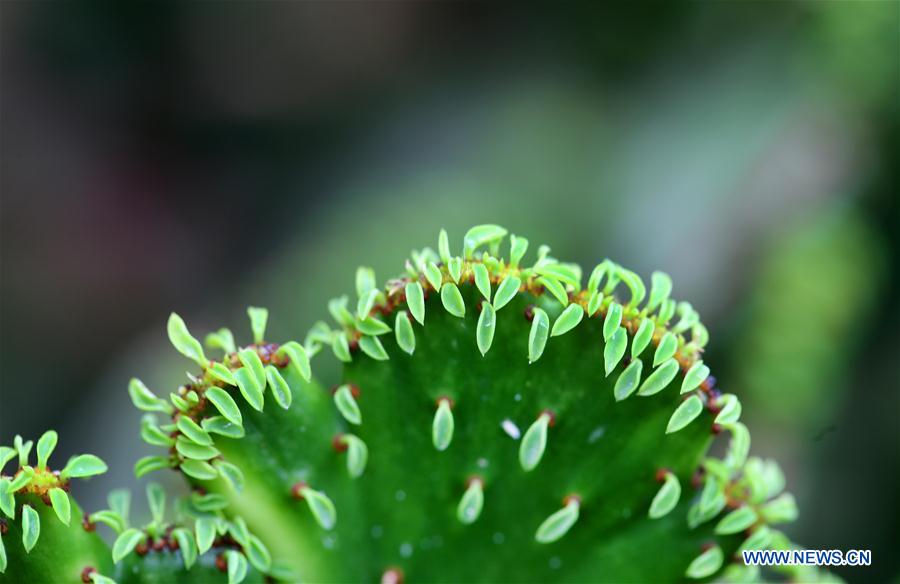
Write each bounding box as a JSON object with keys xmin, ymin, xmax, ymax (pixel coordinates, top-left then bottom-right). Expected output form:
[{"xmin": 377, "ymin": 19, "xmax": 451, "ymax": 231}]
[{"xmin": 2, "ymin": 226, "xmax": 835, "ymax": 584}]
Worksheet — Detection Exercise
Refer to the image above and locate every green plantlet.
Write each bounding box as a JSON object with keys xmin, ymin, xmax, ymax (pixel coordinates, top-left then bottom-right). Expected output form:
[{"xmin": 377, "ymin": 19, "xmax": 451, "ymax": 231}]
[{"xmin": 1, "ymin": 225, "xmax": 834, "ymax": 583}]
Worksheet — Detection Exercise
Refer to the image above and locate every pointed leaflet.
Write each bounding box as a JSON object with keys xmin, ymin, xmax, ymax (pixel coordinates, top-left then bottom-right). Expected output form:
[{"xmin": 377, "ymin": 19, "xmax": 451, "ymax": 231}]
[
  {"xmin": 473, "ymin": 263, "xmax": 491, "ymax": 301},
  {"xmin": 476, "ymin": 302, "xmax": 496, "ymax": 355},
  {"xmin": 405, "ymin": 282, "xmax": 425, "ymax": 325},
  {"xmin": 206, "ymin": 328, "xmax": 236, "ymax": 354},
  {"xmin": 457, "ymin": 479, "xmax": 484, "ymax": 525},
  {"xmin": 89, "ymin": 510, "xmax": 125, "ymax": 533},
  {"xmin": 334, "ymin": 385, "xmax": 362, "ymax": 425},
  {"xmin": 715, "ymin": 394, "xmax": 742, "ymax": 424},
  {"xmin": 528, "ymin": 308, "xmax": 550, "ymax": 364},
  {"xmin": 493, "ymin": 276, "xmax": 520, "ymax": 311},
  {"xmin": 265, "ymin": 366, "xmax": 292, "ymax": 410},
  {"xmin": 177, "ymin": 416, "xmax": 213, "ymax": 446},
  {"xmin": 603, "ymin": 303, "xmax": 622, "ymax": 341},
  {"xmin": 667, "ymin": 395, "xmax": 704, "ymax": 434},
  {"xmin": 587, "ymin": 291, "xmax": 603, "ymax": 316},
  {"xmin": 226, "ymin": 550, "xmax": 248, "ymax": 584},
  {"xmin": 208, "ymin": 362, "xmax": 236, "ymax": 386},
  {"xmin": 0, "ymin": 447, "xmax": 15, "ymax": 473},
  {"xmin": 329, "ymin": 296, "xmax": 356, "ymax": 327},
  {"xmin": 279, "ymin": 341, "xmax": 311, "ymax": 382},
  {"xmin": 357, "ymin": 316, "xmax": 390, "ymax": 336},
  {"xmin": 172, "ymin": 528, "xmax": 198, "ymax": 569},
  {"xmin": 179, "ymin": 459, "xmax": 217, "ymax": 480},
  {"xmin": 203, "ymin": 417, "xmax": 244, "ymax": 439},
  {"xmin": 195, "ymin": 518, "xmax": 217, "ymax": 554},
  {"xmin": 699, "ymin": 475, "xmax": 727, "ymax": 516},
  {"xmin": 247, "ymin": 306, "xmax": 268, "ymax": 344},
  {"xmin": 647, "ymin": 271, "xmax": 673, "ymax": 312},
  {"xmin": 332, "ymin": 333, "xmax": 352, "ymax": 363},
  {"xmin": 21, "ymin": 504, "xmax": 39, "ymax": 552},
  {"xmin": 551, "ymin": 304, "xmax": 583, "ymax": 337},
  {"xmin": 14, "ymin": 436, "xmax": 32, "ymax": 467},
  {"xmin": 637, "ymin": 358, "xmax": 680, "ymax": 396},
  {"xmin": 760, "ymin": 493, "xmax": 798, "ymax": 524},
  {"xmin": 49, "ymin": 488, "xmax": 71, "ymax": 525},
  {"xmin": 681, "ymin": 361, "xmax": 710, "ymax": 394},
  {"xmin": 205, "ymin": 387, "xmax": 242, "ymax": 426},
  {"xmin": 614, "ymin": 359, "xmax": 643, "ymax": 401},
  {"xmin": 167, "ymin": 313, "xmax": 207, "ymax": 367},
  {"xmin": 658, "ymin": 298, "xmax": 677, "ymax": 324},
  {"xmin": 509, "ymin": 234, "xmax": 528, "ymax": 268},
  {"xmin": 432, "ymin": 399, "xmax": 454, "ymax": 451},
  {"xmin": 7, "ymin": 468, "xmax": 32, "ymax": 492},
  {"xmin": 438, "ymin": 229, "xmax": 451, "ymax": 264},
  {"xmin": 146, "ymin": 482, "xmax": 166, "ymax": 525},
  {"xmin": 617, "ymin": 267, "xmax": 646, "ymax": 307},
  {"xmin": 395, "ymin": 312, "xmax": 416, "ymax": 355},
  {"xmin": 724, "ymin": 422, "xmax": 751, "ymax": 469},
  {"xmin": 715, "ymin": 506, "xmax": 759, "ymax": 534},
  {"xmin": 213, "ymin": 460, "xmax": 245, "ymax": 492},
  {"xmin": 134, "ymin": 456, "xmax": 170, "ymax": 478},
  {"xmin": 357, "ymin": 289, "xmax": 379, "ymax": 320},
  {"xmin": 535, "ymin": 499, "xmax": 580, "ymax": 544},
  {"xmin": 129, "ymin": 378, "xmax": 172, "ymax": 413},
  {"xmin": 61, "ymin": 454, "xmax": 107, "ymax": 479},
  {"xmin": 448, "ymin": 257, "xmax": 463, "ymax": 283},
  {"xmin": 359, "ymin": 336, "xmax": 389, "ymax": 361},
  {"xmin": 237, "ymin": 349, "xmax": 266, "ymax": 389},
  {"xmin": 649, "ymin": 472, "xmax": 681, "ymax": 519},
  {"xmin": 739, "ymin": 526, "xmax": 773, "ymax": 553},
  {"xmin": 631, "ymin": 318, "xmax": 654, "ymax": 358},
  {"xmin": 441, "ymin": 283, "xmax": 466, "ymax": 318},
  {"xmin": 685, "ymin": 545, "xmax": 723, "ymax": 579},
  {"xmin": 425, "ymin": 262, "xmax": 443, "ymax": 292},
  {"xmin": 36, "ymin": 430, "xmax": 57, "ymax": 469},
  {"xmin": 519, "ymin": 413, "xmax": 551, "ymax": 471},
  {"xmin": 654, "ymin": 332, "xmax": 678, "ymax": 366},
  {"xmin": 355, "ymin": 266, "xmax": 376, "ymax": 298},
  {"xmin": 0, "ymin": 480, "xmax": 13, "ymax": 518},
  {"xmin": 246, "ymin": 535, "xmax": 272, "ymax": 573},
  {"xmin": 176, "ymin": 437, "xmax": 219, "ymax": 460},
  {"xmin": 228, "ymin": 517, "xmax": 250, "ymax": 547},
  {"xmin": 233, "ymin": 367, "xmax": 264, "ymax": 411},
  {"xmin": 604, "ymin": 327, "xmax": 627, "ymax": 376},
  {"xmin": 537, "ymin": 263, "xmax": 582, "ymax": 290},
  {"xmin": 463, "ymin": 224, "xmax": 507, "ymax": 259},
  {"xmin": 587, "ymin": 261, "xmax": 610, "ymax": 294},
  {"xmin": 538, "ymin": 276, "xmax": 568, "ymax": 307},
  {"xmin": 0, "ymin": 523, "xmax": 6, "ymax": 572},
  {"xmin": 108, "ymin": 489, "xmax": 130, "ymax": 524},
  {"xmin": 300, "ymin": 487, "xmax": 337, "ymax": 530},
  {"xmin": 113, "ymin": 528, "xmax": 144, "ymax": 562},
  {"xmin": 341, "ymin": 434, "xmax": 368, "ymax": 478},
  {"xmin": 191, "ymin": 492, "xmax": 228, "ymax": 512},
  {"xmin": 170, "ymin": 393, "xmax": 191, "ymax": 413}
]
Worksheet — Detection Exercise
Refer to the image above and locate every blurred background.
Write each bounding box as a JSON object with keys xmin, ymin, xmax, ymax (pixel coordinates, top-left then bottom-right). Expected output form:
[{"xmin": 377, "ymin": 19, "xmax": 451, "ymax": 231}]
[{"xmin": 1, "ymin": 2, "xmax": 897, "ymax": 581}]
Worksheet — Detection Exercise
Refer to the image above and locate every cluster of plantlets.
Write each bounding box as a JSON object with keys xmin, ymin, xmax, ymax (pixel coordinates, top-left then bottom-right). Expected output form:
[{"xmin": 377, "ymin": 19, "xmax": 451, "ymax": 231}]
[{"xmin": 1, "ymin": 225, "xmax": 837, "ymax": 583}]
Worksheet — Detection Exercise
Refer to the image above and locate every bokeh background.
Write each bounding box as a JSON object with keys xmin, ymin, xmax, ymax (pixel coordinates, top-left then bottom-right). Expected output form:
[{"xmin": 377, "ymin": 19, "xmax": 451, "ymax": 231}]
[{"xmin": 2, "ymin": 2, "xmax": 898, "ymax": 581}]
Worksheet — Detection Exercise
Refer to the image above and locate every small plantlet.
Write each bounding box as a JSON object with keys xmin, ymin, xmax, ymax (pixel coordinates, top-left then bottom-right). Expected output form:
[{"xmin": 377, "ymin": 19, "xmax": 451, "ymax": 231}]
[{"xmin": 0, "ymin": 226, "xmax": 834, "ymax": 583}]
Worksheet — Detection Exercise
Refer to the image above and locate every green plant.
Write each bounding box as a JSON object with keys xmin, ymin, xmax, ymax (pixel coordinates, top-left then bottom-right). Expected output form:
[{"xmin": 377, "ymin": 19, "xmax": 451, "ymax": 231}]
[{"xmin": 1, "ymin": 225, "xmax": 835, "ymax": 583}]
